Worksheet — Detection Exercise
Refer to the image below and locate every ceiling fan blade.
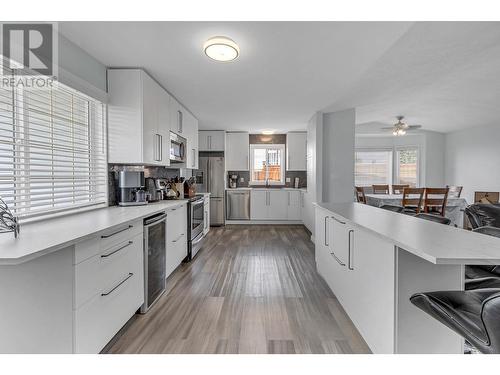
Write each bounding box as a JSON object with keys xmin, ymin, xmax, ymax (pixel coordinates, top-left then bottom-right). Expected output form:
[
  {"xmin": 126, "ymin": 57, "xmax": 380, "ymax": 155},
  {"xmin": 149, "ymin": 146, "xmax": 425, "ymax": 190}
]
[
  {"xmin": 380, "ymin": 127, "xmax": 394, "ymax": 130},
  {"xmin": 407, "ymin": 125, "xmax": 422, "ymax": 130}
]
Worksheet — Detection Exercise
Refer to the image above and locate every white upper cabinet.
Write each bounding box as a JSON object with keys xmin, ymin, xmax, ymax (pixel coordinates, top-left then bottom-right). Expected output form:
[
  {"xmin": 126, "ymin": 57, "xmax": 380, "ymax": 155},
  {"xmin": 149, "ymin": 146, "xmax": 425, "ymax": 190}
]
[
  {"xmin": 286, "ymin": 132, "xmax": 307, "ymax": 171},
  {"xmin": 107, "ymin": 69, "xmax": 170, "ymax": 166},
  {"xmin": 170, "ymin": 98, "xmax": 184, "ymax": 136},
  {"xmin": 184, "ymin": 110, "xmax": 199, "ymax": 169},
  {"xmin": 199, "ymin": 131, "xmax": 225, "ymax": 151},
  {"xmin": 225, "ymin": 132, "xmax": 249, "ymax": 171}
]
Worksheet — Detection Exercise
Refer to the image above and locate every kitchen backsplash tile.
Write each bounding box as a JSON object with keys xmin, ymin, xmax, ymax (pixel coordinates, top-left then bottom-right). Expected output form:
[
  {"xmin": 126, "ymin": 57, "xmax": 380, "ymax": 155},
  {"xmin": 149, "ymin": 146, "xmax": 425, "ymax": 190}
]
[{"xmin": 227, "ymin": 170, "xmax": 306, "ymax": 188}]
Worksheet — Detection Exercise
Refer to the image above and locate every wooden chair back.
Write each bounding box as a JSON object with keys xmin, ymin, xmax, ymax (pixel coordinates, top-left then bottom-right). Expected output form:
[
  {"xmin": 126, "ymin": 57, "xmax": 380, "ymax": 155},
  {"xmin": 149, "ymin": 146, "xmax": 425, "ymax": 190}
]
[
  {"xmin": 446, "ymin": 185, "xmax": 463, "ymax": 198},
  {"xmin": 402, "ymin": 187, "xmax": 425, "ymax": 213},
  {"xmin": 423, "ymin": 187, "xmax": 449, "ymax": 216},
  {"xmin": 392, "ymin": 184, "xmax": 410, "ymax": 195},
  {"xmin": 474, "ymin": 191, "xmax": 500, "ymax": 204},
  {"xmin": 355, "ymin": 186, "xmax": 367, "ymax": 204},
  {"xmin": 372, "ymin": 184, "xmax": 390, "ymax": 195}
]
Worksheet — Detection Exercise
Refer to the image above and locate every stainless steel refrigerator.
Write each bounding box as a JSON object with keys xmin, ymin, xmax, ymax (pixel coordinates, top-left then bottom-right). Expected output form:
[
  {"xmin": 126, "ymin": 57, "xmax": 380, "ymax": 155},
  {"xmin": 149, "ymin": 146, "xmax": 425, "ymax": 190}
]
[{"xmin": 195, "ymin": 156, "xmax": 225, "ymax": 226}]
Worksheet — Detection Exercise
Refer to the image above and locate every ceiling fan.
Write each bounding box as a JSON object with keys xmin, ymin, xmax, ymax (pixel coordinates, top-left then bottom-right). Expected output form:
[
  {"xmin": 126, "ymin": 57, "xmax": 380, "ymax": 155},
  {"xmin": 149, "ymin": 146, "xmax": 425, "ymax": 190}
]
[{"xmin": 381, "ymin": 116, "xmax": 422, "ymax": 136}]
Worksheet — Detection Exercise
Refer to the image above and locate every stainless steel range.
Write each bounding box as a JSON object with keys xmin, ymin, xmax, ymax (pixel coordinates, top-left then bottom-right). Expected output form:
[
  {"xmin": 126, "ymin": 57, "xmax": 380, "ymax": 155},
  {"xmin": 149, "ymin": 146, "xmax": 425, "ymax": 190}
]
[{"xmin": 186, "ymin": 195, "xmax": 206, "ymax": 261}]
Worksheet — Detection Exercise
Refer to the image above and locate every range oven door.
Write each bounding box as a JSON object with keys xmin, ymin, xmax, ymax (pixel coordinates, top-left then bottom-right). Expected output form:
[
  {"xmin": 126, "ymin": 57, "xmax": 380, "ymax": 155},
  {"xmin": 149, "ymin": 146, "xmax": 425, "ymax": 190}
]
[{"xmin": 190, "ymin": 198, "xmax": 204, "ymax": 240}]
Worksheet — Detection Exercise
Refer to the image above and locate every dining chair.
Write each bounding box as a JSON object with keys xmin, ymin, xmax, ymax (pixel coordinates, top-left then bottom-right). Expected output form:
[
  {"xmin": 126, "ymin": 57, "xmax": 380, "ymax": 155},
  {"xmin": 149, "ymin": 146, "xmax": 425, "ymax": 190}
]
[
  {"xmin": 372, "ymin": 184, "xmax": 390, "ymax": 195},
  {"xmin": 401, "ymin": 187, "xmax": 425, "ymax": 214},
  {"xmin": 446, "ymin": 185, "xmax": 463, "ymax": 198},
  {"xmin": 392, "ymin": 184, "xmax": 410, "ymax": 195},
  {"xmin": 423, "ymin": 187, "xmax": 449, "ymax": 217},
  {"xmin": 355, "ymin": 186, "xmax": 367, "ymax": 204}
]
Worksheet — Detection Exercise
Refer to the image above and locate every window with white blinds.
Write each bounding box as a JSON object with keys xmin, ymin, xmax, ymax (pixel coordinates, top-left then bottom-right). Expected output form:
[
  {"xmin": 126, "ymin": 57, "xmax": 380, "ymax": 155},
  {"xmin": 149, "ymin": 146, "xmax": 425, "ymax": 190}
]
[{"xmin": 0, "ymin": 79, "xmax": 107, "ymax": 219}]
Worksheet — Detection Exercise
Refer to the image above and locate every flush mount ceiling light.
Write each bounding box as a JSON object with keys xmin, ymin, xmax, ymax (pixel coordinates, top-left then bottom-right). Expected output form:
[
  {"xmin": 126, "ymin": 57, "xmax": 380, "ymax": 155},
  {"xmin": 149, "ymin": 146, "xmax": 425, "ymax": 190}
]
[{"xmin": 203, "ymin": 36, "xmax": 240, "ymax": 62}]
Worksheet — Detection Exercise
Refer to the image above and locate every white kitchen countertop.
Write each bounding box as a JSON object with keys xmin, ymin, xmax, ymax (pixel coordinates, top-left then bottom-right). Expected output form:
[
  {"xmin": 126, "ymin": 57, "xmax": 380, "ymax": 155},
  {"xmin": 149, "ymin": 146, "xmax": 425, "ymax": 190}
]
[
  {"xmin": 0, "ymin": 200, "xmax": 188, "ymax": 265},
  {"xmin": 315, "ymin": 202, "xmax": 500, "ymax": 265}
]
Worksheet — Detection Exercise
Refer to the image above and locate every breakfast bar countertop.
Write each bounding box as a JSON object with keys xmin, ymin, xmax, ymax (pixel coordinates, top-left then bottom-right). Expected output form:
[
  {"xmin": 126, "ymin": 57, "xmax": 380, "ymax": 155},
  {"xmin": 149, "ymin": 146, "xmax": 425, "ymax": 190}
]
[
  {"xmin": 0, "ymin": 200, "xmax": 188, "ymax": 265},
  {"xmin": 315, "ymin": 201, "xmax": 500, "ymax": 265}
]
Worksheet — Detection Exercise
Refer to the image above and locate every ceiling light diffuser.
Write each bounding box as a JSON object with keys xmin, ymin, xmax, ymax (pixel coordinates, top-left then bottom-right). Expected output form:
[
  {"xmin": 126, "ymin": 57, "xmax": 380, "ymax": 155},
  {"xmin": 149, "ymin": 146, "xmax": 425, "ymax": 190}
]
[
  {"xmin": 262, "ymin": 130, "xmax": 274, "ymax": 135},
  {"xmin": 203, "ymin": 36, "xmax": 240, "ymax": 62}
]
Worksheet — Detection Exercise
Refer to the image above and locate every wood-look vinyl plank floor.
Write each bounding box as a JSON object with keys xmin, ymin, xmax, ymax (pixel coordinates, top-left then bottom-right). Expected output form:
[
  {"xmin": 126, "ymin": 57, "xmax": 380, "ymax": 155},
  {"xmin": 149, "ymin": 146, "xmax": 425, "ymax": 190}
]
[{"xmin": 105, "ymin": 225, "xmax": 371, "ymax": 354}]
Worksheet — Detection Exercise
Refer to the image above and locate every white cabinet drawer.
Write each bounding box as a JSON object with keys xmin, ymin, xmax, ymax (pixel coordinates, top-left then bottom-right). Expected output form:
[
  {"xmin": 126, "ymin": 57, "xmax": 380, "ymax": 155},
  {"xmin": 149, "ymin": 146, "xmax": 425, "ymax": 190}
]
[
  {"xmin": 74, "ymin": 232, "xmax": 143, "ymax": 309},
  {"xmin": 166, "ymin": 233, "xmax": 187, "ymax": 278},
  {"xmin": 74, "ymin": 263, "xmax": 144, "ymax": 353},
  {"xmin": 74, "ymin": 220, "xmax": 142, "ymax": 264},
  {"xmin": 166, "ymin": 206, "xmax": 186, "ymax": 239}
]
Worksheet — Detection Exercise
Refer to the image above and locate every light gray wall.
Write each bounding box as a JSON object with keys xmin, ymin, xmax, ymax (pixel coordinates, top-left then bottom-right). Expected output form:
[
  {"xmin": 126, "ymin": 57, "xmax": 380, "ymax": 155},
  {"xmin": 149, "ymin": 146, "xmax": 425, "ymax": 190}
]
[
  {"xmin": 322, "ymin": 108, "xmax": 355, "ymax": 203},
  {"xmin": 445, "ymin": 124, "xmax": 500, "ymax": 203}
]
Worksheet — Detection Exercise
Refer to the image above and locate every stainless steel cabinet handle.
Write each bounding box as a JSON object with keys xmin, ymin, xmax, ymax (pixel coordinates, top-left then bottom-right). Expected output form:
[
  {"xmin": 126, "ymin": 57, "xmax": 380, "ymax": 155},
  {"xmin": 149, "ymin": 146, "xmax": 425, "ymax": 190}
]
[
  {"xmin": 331, "ymin": 216, "xmax": 346, "ymax": 225},
  {"xmin": 101, "ymin": 225, "xmax": 133, "ymax": 239},
  {"xmin": 159, "ymin": 134, "xmax": 163, "ymax": 161},
  {"xmin": 101, "ymin": 273, "xmax": 133, "ymax": 297},
  {"xmin": 330, "ymin": 252, "xmax": 346, "ymax": 267},
  {"xmin": 101, "ymin": 241, "xmax": 133, "ymax": 258},
  {"xmin": 208, "ymin": 135, "xmax": 212, "ymax": 150},
  {"xmin": 348, "ymin": 229, "xmax": 354, "ymax": 270},
  {"xmin": 324, "ymin": 216, "xmax": 329, "ymax": 246},
  {"xmin": 288, "ymin": 192, "xmax": 290, "ymax": 206},
  {"xmin": 192, "ymin": 148, "xmax": 195, "ymax": 167}
]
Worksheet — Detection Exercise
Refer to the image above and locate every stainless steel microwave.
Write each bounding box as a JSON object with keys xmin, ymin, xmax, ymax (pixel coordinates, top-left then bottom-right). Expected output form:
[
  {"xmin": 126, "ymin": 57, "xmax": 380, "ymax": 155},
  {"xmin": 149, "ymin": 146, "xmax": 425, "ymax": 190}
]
[{"xmin": 169, "ymin": 132, "xmax": 186, "ymax": 163}]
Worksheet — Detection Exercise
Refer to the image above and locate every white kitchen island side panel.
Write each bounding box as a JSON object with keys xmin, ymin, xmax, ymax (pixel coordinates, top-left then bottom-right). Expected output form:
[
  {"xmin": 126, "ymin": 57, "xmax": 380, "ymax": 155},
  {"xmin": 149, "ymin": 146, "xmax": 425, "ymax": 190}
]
[{"xmin": 0, "ymin": 246, "xmax": 74, "ymax": 353}]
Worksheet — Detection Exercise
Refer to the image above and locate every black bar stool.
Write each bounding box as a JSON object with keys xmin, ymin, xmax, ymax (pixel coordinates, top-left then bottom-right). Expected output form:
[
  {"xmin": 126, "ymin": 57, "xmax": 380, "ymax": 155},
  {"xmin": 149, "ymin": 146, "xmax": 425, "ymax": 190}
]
[
  {"xmin": 466, "ymin": 227, "xmax": 500, "ymax": 281},
  {"xmin": 410, "ymin": 289, "xmax": 500, "ymax": 354},
  {"xmin": 414, "ymin": 213, "xmax": 451, "ymax": 225}
]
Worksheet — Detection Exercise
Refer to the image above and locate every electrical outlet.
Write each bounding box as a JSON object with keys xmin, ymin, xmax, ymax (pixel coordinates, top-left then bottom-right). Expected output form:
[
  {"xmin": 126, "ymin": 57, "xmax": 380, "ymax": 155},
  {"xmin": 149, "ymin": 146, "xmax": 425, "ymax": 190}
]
[{"xmin": 286, "ymin": 177, "xmax": 291, "ymax": 183}]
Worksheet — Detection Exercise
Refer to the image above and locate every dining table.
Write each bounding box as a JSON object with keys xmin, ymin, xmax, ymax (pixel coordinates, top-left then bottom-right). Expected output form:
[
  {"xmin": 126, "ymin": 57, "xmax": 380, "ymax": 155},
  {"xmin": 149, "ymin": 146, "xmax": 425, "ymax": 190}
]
[{"xmin": 364, "ymin": 193, "xmax": 469, "ymax": 227}]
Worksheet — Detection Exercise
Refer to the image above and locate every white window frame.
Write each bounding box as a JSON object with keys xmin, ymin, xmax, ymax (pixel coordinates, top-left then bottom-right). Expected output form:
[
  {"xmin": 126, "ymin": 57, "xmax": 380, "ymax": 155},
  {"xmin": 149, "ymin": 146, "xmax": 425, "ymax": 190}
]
[
  {"xmin": 395, "ymin": 146, "xmax": 420, "ymax": 187},
  {"xmin": 354, "ymin": 148, "xmax": 393, "ymax": 187},
  {"xmin": 249, "ymin": 143, "xmax": 286, "ymax": 185}
]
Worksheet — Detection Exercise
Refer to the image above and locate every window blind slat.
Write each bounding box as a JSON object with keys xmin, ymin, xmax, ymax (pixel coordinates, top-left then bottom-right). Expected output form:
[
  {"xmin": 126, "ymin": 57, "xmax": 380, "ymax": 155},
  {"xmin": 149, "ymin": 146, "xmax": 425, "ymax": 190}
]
[{"xmin": 0, "ymin": 75, "xmax": 108, "ymax": 219}]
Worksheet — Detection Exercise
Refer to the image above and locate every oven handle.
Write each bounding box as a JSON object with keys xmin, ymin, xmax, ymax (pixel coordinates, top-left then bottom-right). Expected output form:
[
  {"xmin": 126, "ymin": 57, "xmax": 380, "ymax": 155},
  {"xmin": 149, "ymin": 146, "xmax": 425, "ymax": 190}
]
[
  {"xmin": 191, "ymin": 198, "xmax": 204, "ymax": 206},
  {"xmin": 191, "ymin": 233, "xmax": 205, "ymax": 246}
]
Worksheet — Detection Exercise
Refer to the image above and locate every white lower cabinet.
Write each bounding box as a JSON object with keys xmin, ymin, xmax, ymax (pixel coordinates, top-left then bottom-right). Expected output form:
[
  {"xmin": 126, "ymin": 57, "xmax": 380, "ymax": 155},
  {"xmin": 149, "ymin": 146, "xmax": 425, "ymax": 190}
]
[
  {"xmin": 286, "ymin": 190, "xmax": 301, "ymax": 220},
  {"xmin": 315, "ymin": 207, "xmax": 396, "ymax": 353},
  {"xmin": 165, "ymin": 205, "xmax": 187, "ymax": 279},
  {"xmin": 250, "ymin": 189, "xmax": 301, "ymax": 221},
  {"xmin": 73, "ymin": 220, "xmax": 144, "ymax": 353}
]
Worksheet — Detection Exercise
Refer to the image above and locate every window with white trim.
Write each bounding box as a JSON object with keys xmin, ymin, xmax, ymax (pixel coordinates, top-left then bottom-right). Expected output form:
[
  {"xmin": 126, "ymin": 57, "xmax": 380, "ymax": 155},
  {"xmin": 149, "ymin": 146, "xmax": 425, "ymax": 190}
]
[
  {"xmin": 0, "ymin": 80, "xmax": 107, "ymax": 219},
  {"xmin": 396, "ymin": 147, "xmax": 419, "ymax": 187},
  {"xmin": 250, "ymin": 144, "xmax": 285, "ymax": 185},
  {"xmin": 354, "ymin": 149, "xmax": 393, "ymax": 187}
]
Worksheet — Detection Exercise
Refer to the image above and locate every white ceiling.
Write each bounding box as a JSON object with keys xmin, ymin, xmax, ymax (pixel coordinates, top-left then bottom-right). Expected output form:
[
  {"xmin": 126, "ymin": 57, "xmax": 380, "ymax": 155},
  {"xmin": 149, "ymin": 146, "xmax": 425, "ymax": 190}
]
[
  {"xmin": 59, "ymin": 22, "xmax": 412, "ymax": 132},
  {"xmin": 59, "ymin": 22, "xmax": 500, "ymax": 134}
]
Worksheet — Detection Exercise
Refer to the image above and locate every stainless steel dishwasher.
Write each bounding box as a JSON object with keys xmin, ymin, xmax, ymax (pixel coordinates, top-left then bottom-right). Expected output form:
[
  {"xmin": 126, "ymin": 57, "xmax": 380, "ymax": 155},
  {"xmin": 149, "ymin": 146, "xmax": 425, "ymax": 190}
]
[
  {"xmin": 226, "ymin": 190, "xmax": 250, "ymax": 220},
  {"xmin": 140, "ymin": 211, "xmax": 167, "ymax": 313}
]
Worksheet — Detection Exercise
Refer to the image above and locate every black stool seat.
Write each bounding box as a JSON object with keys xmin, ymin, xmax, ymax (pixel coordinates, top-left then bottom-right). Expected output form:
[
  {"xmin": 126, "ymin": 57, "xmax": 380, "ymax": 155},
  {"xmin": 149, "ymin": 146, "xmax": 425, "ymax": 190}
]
[
  {"xmin": 410, "ymin": 288, "xmax": 500, "ymax": 353},
  {"xmin": 414, "ymin": 213, "xmax": 451, "ymax": 225},
  {"xmin": 466, "ymin": 226, "xmax": 500, "ymax": 280},
  {"xmin": 466, "ymin": 276, "xmax": 500, "ymax": 290},
  {"xmin": 380, "ymin": 205, "xmax": 404, "ymax": 213}
]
